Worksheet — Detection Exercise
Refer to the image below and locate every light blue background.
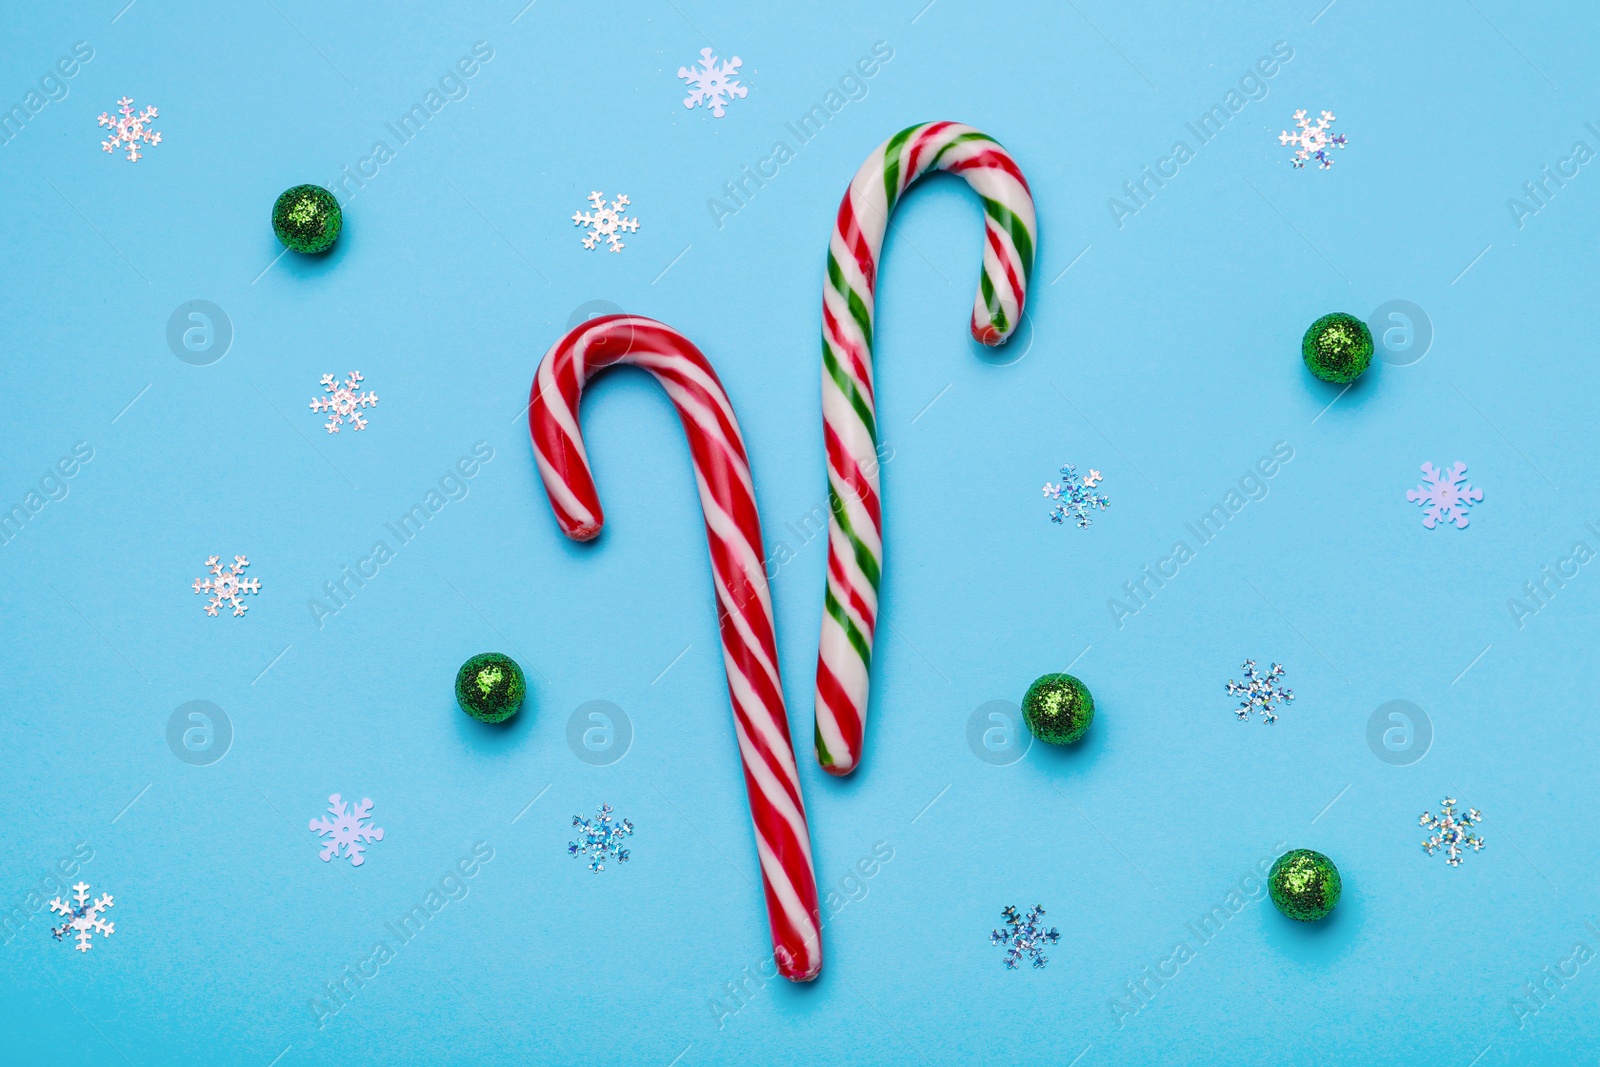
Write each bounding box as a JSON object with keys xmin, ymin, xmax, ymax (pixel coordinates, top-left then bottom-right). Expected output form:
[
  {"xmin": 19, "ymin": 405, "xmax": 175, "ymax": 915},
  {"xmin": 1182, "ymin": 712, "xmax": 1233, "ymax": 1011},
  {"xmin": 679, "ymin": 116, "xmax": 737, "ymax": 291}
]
[{"xmin": 2, "ymin": 1, "xmax": 1598, "ymax": 1064}]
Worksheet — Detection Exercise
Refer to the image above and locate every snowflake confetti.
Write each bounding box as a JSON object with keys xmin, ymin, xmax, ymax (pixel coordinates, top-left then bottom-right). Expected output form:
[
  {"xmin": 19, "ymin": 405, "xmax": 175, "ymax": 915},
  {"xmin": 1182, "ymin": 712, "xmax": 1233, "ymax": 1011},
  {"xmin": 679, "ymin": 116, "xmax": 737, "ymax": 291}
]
[
  {"xmin": 1279, "ymin": 109, "xmax": 1346, "ymax": 169},
  {"xmin": 311, "ymin": 371, "xmax": 378, "ymax": 433},
  {"xmin": 49, "ymin": 882, "xmax": 114, "ymax": 953},
  {"xmin": 310, "ymin": 794, "xmax": 384, "ymax": 867},
  {"xmin": 568, "ymin": 803, "xmax": 633, "ymax": 872},
  {"xmin": 679, "ymin": 47, "xmax": 748, "ymax": 118},
  {"xmin": 193, "ymin": 555, "xmax": 260, "ymax": 617},
  {"xmin": 573, "ymin": 192, "xmax": 640, "ymax": 253},
  {"xmin": 990, "ymin": 904, "xmax": 1059, "ymax": 970},
  {"xmin": 98, "ymin": 96, "xmax": 161, "ymax": 162},
  {"xmin": 1225, "ymin": 660, "xmax": 1294, "ymax": 724},
  {"xmin": 1407, "ymin": 462, "xmax": 1482, "ymax": 530},
  {"xmin": 1421, "ymin": 797, "xmax": 1485, "ymax": 867},
  {"xmin": 1043, "ymin": 464, "xmax": 1109, "ymax": 529}
]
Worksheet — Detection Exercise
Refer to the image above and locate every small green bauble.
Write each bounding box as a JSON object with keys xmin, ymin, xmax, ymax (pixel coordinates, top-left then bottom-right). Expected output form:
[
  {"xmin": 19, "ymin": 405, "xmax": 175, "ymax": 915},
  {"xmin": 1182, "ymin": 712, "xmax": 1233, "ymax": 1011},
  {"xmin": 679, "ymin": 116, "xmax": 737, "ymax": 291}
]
[
  {"xmin": 272, "ymin": 184, "xmax": 342, "ymax": 254},
  {"xmin": 454, "ymin": 652, "xmax": 526, "ymax": 724},
  {"xmin": 1021, "ymin": 672, "xmax": 1095, "ymax": 745},
  {"xmin": 1268, "ymin": 848, "xmax": 1341, "ymax": 922},
  {"xmin": 1301, "ymin": 312, "xmax": 1374, "ymax": 384}
]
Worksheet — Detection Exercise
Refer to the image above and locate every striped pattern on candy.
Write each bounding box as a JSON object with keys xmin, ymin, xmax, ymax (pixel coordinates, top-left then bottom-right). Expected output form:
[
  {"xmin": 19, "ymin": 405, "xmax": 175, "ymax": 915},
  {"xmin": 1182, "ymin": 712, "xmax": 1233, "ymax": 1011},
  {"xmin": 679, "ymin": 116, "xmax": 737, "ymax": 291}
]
[
  {"xmin": 529, "ymin": 314, "xmax": 823, "ymax": 981},
  {"xmin": 816, "ymin": 121, "xmax": 1036, "ymax": 776}
]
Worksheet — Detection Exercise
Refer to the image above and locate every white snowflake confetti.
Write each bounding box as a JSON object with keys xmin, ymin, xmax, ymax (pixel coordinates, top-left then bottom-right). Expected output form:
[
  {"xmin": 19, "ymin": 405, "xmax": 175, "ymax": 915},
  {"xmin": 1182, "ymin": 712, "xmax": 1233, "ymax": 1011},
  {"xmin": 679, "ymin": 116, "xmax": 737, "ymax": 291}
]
[
  {"xmin": 310, "ymin": 794, "xmax": 384, "ymax": 867},
  {"xmin": 311, "ymin": 371, "xmax": 378, "ymax": 433},
  {"xmin": 1421, "ymin": 797, "xmax": 1485, "ymax": 867},
  {"xmin": 1226, "ymin": 660, "xmax": 1294, "ymax": 724},
  {"xmin": 1043, "ymin": 464, "xmax": 1109, "ymax": 529},
  {"xmin": 990, "ymin": 904, "xmax": 1058, "ymax": 970},
  {"xmin": 1407, "ymin": 462, "xmax": 1482, "ymax": 530},
  {"xmin": 99, "ymin": 96, "xmax": 161, "ymax": 162},
  {"xmin": 1279, "ymin": 109, "xmax": 1346, "ymax": 170},
  {"xmin": 193, "ymin": 554, "xmax": 260, "ymax": 617},
  {"xmin": 679, "ymin": 47, "xmax": 747, "ymax": 118},
  {"xmin": 569, "ymin": 803, "xmax": 632, "ymax": 872},
  {"xmin": 572, "ymin": 192, "xmax": 640, "ymax": 253},
  {"xmin": 49, "ymin": 882, "xmax": 114, "ymax": 952}
]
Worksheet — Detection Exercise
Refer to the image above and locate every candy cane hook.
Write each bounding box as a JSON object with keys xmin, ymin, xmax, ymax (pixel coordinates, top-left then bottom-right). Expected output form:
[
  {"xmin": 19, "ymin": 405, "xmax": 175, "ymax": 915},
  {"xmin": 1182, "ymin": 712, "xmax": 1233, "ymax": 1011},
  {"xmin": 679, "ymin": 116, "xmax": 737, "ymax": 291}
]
[
  {"xmin": 816, "ymin": 121, "xmax": 1037, "ymax": 776},
  {"xmin": 530, "ymin": 315, "xmax": 823, "ymax": 981}
]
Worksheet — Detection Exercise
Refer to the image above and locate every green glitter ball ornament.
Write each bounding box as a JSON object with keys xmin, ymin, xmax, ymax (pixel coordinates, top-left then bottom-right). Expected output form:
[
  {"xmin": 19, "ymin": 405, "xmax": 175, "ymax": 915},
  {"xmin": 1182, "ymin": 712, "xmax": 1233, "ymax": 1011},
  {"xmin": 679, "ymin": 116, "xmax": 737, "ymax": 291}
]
[
  {"xmin": 1268, "ymin": 848, "xmax": 1341, "ymax": 922},
  {"xmin": 1021, "ymin": 673, "xmax": 1095, "ymax": 745},
  {"xmin": 272, "ymin": 184, "xmax": 342, "ymax": 254},
  {"xmin": 454, "ymin": 652, "xmax": 526, "ymax": 724},
  {"xmin": 1301, "ymin": 312, "xmax": 1374, "ymax": 384}
]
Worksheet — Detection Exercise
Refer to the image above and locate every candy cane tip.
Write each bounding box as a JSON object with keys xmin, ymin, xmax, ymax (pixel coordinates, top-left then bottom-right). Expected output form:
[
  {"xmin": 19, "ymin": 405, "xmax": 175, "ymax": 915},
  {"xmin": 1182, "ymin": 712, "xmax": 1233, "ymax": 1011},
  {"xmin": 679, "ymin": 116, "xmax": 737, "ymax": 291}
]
[
  {"xmin": 565, "ymin": 520, "xmax": 603, "ymax": 542},
  {"xmin": 971, "ymin": 318, "xmax": 1011, "ymax": 347},
  {"xmin": 815, "ymin": 729, "xmax": 857, "ymax": 776},
  {"xmin": 777, "ymin": 948, "xmax": 823, "ymax": 982}
]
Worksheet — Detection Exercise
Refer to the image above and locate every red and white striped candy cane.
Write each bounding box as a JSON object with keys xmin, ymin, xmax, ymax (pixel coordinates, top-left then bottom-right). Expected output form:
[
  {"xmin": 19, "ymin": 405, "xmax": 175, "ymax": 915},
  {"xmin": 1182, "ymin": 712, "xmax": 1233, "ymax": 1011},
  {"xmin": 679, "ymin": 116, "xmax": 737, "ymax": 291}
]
[
  {"xmin": 530, "ymin": 314, "xmax": 823, "ymax": 981},
  {"xmin": 816, "ymin": 121, "xmax": 1037, "ymax": 776}
]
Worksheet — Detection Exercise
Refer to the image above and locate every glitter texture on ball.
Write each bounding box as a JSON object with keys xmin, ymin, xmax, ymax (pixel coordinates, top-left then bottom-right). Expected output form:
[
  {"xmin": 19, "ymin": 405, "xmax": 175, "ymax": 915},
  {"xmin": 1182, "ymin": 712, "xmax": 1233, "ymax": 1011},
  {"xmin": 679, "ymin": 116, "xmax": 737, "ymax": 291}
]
[
  {"xmin": 272, "ymin": 184, "xmax": 343, "ymax": 254},
  {"xmin": 1268, "ymin": 848, "xmax": 1341, "ymax": 922},
  {"xmin": 1021, "ymin": 673, "xmax": 1095, "ymax": 745},
  {"xmin": 455, "ymin": 652, "xmax": 526, "ymax": 724},
  {"xmin": 1301, "ymin": 312, "xmax": 1374, "ymax": 384}
]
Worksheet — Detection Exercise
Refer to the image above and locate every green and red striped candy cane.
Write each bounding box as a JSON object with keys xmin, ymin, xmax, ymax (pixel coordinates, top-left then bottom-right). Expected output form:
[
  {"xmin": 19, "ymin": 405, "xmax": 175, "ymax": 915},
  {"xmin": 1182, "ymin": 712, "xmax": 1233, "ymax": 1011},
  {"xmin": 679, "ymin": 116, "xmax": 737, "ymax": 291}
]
[{"xmin": 815, "ymin": 121, "xmax": 1036, "ymax": 776}]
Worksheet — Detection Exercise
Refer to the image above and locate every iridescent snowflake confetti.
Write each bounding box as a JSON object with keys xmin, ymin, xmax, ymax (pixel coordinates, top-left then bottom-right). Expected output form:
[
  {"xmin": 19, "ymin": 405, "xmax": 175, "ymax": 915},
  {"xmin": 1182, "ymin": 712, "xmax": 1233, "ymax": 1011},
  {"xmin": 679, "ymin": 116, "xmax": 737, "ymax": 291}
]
[
  {"xmin": 573, "ymin": 192, "xmax": 640, "ymax": 253},
  {"xmin": 309, "ymin": 794, "xmax": 385, "ymax": 867},
  {"xmin": 49, "ymin": 882, "xmax": 114, "ymax": 952},
  {"xmin": 1043, "ymin": 464, "xmax": 1109, "ymax": 529},
  {"xmin": 193, "ymin": 554, "xmax": 260, "ymax": 617},
  {"xmin": 311, "ymin": 371, "xmax": 378, "ymax": 433},
  {"xmin": 1280, "ymin": 109, "xmax": 1346, "ymax": 169},
  {"xmin": 569, "ymin": 803, "xmax": 633, "ymax": 872},
  {"xmin": 679, "ymin": 47, "xmax": 747, "ymax": 118},
  {"xmin": 99, "ymin": 96, "xmax": 161, "ymax": 162},
  {"xmin": 1407, "ymin": 462, "xmax": 1482, "ymax": 530},
  {"xmin": 1421, "ymin": 797, "xmax": 1485, "ymax": 867},
  {"xmin": 990, "ymin": 904, "xmax": 1059, "ymax": 970},
  {"xmin": 49, "ymin": 901, "xmax": 89, "ymax": 943},
  {"xmin": 1225, "ymin": 660, "xmax": 1294, "ymax": 724}
]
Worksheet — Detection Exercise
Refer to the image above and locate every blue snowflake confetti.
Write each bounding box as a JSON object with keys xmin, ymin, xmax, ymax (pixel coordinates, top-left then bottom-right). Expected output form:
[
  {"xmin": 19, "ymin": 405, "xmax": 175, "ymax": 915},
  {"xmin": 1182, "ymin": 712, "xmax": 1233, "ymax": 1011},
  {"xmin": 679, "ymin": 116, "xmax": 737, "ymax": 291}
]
[
  {"xmin": 990, "ymin": 904, "xmax": 1059, "ymax": 970},
  {"xmin": 1421, "ymin": 797, "xmax": 1485, "ymax": 867},
  {"xmin": 1043, "ymin": 464, "xmax": 1109, "ymax": 529},
  {"xmin": 569, "ymin": 803, "xmax": 633, "ymax": 872},
  {"xmin": 1226, "ymin": 660, "xmax": 1294, "ymax": 724}
]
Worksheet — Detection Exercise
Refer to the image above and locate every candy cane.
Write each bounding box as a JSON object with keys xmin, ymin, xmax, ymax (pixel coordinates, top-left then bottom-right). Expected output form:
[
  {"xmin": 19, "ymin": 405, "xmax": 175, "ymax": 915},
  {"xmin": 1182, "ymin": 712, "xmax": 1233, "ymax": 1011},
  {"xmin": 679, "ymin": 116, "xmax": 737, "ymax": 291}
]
[
  {"xmin": 530, "ymin": 314, "xmax": 823, "ymax": 981},
  {"xmin": 816, "ymin": 121, "xmax": 1036, "ymax": 776}
]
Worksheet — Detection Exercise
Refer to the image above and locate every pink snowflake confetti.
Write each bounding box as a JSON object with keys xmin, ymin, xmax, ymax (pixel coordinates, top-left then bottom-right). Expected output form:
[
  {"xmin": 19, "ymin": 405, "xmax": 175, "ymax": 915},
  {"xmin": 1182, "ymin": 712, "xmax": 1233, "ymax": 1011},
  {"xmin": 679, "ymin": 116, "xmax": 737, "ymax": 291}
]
[
  {"xmin": 310, "ymin": 794, "xmax": 384, "ymax": 867},
  {"xmin": 99, "ymin": 97, "xmax": 161, "ymax": 162},
  {"xmin": 1407, "ymin": 462, "xmax": 1482, "ymax": 529},
  {"xmin": 311, "ymin": 371, "xmax": 378, "ymax": 433},
  {"xmin": 193, "ymin": 555, "xmax": 260, "ymax": 617}
]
